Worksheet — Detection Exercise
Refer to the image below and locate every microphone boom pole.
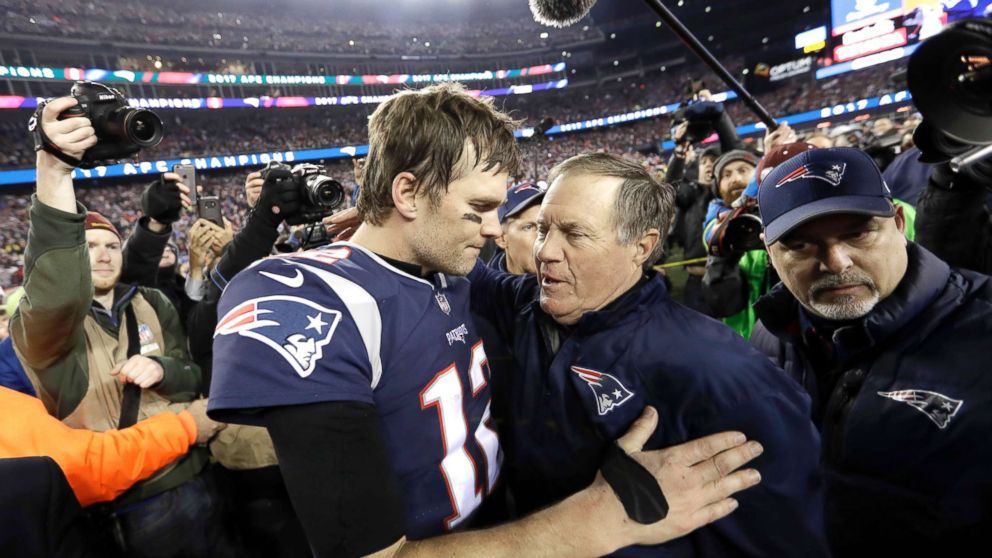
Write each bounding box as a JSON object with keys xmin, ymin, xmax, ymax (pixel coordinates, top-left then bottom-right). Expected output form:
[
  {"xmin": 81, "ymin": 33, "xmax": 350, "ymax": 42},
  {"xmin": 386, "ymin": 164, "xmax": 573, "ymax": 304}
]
[{"xmin": 642, "ymin": 0, "xmax": 778, "ymax": 129}]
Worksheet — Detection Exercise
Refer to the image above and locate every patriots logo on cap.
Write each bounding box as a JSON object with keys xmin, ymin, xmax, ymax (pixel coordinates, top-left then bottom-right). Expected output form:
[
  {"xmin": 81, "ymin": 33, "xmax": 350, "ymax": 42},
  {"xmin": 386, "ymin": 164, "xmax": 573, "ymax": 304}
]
[
  {"xmin": 775, "ymin": 162, "xmax": 847, "ymax": 188},
  {"xmin": 215, "ymin": 295, "xmax": 342, "ymax": 378},
  {"xmin": 571, "ymin": 366, "xmax": 634, "ymax": 416},
  {"xmin": 877, "ymin": 389, "xmax": 963, "ymax": 429},
  {"xmin": 513, "ymin": 183, "xmax": 543, "ymax": 195}
]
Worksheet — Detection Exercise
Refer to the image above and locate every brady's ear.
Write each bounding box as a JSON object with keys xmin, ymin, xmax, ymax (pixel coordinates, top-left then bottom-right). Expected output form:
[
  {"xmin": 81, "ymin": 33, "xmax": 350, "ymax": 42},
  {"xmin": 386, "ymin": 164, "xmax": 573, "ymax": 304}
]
[{"xmin": 391, "ymin": 172, "xmax": 419, "ymax": 220}]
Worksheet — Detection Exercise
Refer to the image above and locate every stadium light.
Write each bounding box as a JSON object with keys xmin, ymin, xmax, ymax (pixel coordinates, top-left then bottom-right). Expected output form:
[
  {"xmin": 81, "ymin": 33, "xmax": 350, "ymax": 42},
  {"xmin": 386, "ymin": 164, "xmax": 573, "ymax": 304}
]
[{"xmin": 540, "ymin": 32, "xmax": 549, "ymax": 39}]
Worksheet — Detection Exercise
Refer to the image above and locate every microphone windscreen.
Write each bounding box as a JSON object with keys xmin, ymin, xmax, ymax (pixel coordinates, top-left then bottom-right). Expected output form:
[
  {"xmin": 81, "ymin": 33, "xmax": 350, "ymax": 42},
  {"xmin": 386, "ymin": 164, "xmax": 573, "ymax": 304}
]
[{"xmin": 529, "ymin": 0, "xmax": 598, "ymax": 28}]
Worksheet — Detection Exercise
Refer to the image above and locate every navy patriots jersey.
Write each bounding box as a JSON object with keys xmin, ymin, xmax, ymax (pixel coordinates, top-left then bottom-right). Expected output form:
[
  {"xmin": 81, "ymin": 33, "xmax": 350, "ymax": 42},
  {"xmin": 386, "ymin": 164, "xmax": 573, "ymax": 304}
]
[{"xmin": 209, "ymin": 242, "xmax": 502, "ymax": 538}]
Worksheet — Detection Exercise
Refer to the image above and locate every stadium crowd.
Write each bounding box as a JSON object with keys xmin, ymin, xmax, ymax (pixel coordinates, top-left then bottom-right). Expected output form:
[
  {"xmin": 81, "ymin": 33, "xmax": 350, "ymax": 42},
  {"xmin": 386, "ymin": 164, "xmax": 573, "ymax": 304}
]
[
  {"xmin": 0, "ymin": 59, "xmax": 906, "ymax": 173},
  {"xmin": 2, "ymin": 0, "xmax": 600, "ymax": 56}
]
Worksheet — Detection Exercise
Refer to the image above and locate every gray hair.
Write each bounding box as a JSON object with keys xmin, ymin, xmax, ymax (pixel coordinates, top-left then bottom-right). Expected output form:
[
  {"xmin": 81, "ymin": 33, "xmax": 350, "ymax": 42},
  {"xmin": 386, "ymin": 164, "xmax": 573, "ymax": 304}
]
[{"xmin": 547, "ymin": 153, "xmax": 676, "ymax": 266}]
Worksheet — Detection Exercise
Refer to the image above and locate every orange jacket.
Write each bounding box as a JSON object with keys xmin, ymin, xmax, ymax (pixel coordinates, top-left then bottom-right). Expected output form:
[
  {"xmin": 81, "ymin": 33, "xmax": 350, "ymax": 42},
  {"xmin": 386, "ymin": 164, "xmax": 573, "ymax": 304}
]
[{"xmin": 0, "ymin": 386, "xmax": 196, "ymax": 506}]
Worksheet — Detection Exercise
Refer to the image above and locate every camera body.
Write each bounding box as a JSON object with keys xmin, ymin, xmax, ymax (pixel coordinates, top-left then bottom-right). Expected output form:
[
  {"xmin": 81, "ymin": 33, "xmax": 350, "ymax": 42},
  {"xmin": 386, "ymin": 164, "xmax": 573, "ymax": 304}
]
[
  {"xmin": 40, "ymin": 81, "xmax": 164, "ymax": 169},
  {"xmin": 260, "ymin": 161, "xmax": 346, "ymax": 226},
  {"xmin": 708, "ymin": 201, "xmax": 765, "ymax": 257}
]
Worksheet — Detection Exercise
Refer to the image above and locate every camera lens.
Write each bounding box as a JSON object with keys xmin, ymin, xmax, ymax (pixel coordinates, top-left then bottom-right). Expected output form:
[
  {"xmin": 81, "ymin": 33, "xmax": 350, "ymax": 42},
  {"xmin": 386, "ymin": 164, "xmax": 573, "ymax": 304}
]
[
  {"xmin": 123, "ymin": 109, "xmax": 164, "ymax": 147},
  {"xmin": 305, "ymin": 176, "xmax": 345, "ymax": 209}
]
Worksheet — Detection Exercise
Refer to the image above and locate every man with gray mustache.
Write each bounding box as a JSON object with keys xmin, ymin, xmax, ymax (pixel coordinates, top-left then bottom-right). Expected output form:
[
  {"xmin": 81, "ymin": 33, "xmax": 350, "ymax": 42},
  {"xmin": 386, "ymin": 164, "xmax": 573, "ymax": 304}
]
[{"xmin": 750, "ymin": 147, "xmax": 992, "ymax": 556}]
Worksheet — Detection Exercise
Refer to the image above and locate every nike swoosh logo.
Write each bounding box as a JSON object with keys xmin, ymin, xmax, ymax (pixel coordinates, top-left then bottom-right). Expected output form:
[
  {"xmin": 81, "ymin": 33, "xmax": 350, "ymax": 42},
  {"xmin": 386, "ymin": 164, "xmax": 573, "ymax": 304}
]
[{"xmin": 259, "ymin": 269, "xmax": 304, "ymax": 288}]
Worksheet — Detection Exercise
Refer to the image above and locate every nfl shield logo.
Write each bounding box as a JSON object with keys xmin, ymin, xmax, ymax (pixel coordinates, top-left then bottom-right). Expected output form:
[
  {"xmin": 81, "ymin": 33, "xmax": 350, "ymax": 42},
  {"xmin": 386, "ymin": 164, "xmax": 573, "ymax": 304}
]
[{"xmin": 435, "ymin": 292, "xmax": 451, "ymax": 315}]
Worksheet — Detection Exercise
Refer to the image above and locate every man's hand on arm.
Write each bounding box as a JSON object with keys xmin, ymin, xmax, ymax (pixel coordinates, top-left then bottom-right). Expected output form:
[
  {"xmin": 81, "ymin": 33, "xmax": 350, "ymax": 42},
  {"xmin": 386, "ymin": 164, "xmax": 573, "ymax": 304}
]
[
  {"xmin": 184, "ymin": 398, "xmax": 225, "ymax": 445},
  {"xmin": 35, "ymin": 97, "xmax": 97, "ymax": 213},
  {"xmin": 380, "ymin": 407, "xmax": 762, "ymax": 558},
  {"xmin": 324, "ymin": 207, "xmax": 360, "ymax": 242}
]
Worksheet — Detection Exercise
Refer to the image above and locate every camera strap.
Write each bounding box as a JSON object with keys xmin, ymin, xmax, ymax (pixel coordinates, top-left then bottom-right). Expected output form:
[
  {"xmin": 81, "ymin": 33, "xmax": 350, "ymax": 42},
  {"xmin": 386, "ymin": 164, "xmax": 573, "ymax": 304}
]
[
  {"xmin": 118, "ymin": 304, "xmax": 143, "ymax": 429},
  {"xmin": 28, "ymin": 100, "xmax": 86, "ymax": 169}
]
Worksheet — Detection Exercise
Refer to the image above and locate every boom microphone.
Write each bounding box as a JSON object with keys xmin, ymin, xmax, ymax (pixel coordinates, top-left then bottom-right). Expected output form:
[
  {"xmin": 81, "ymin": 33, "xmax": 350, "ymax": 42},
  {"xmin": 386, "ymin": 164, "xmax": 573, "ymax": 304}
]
[
  {"xmin": 529, "ymin": 0, "xmax": 778, "ymax": 129},
  {"xmin": 529, "ymin": 0, "xmax": 597, "ymax": 28}
]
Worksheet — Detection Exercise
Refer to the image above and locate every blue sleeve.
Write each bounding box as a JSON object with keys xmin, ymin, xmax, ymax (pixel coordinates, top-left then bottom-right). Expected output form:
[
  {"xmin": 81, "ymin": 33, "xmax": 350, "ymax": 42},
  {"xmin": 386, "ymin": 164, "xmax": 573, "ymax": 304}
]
[
  {"xmin": 702, "ymin": 199, "xmax": 731, "ymax": 250},
  {"xmin": 467, "ymin": 258, "xmax": 538, "ymax": 343},
  {"xmin": 688, "ymin": 391, "xmax": 828, "ymax": 557},
  {"xmin": 208, "ymin": 260, "xmax": 377, "ymax": 425}
]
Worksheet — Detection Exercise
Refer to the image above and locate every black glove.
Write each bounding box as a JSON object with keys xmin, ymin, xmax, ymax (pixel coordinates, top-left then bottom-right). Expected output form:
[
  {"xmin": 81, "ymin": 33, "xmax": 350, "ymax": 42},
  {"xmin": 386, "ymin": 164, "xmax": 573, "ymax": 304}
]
[
  {"xmin": 142, "ymin": 176, "xmax": 183, "ymax": 225},
  {"xmin": 249, "ymin": 168, "xmax": 302, "ymax": 228}
]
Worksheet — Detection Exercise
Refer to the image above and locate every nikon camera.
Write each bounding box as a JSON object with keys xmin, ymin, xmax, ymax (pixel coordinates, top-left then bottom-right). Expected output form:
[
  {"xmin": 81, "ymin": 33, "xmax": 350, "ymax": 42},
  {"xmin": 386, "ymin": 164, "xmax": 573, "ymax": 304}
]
[
  {"xmin": 260, "ymin": 161, "xmax": 347, "ymax": 226},
  {"xmin": 29, "ymin": 81, "xmax": 164, "ymax": 169}
]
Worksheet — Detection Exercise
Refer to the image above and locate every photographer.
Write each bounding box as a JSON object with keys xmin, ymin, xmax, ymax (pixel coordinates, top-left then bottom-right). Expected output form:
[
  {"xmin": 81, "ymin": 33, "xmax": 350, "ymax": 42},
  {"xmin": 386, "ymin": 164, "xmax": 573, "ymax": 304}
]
[
  {"xmin": 669, "ymin": 138, "xmax": 720, "ymax": 313},
  {"xmin": 905, "ymin": 16, "xmax": 992, "ymax": 275},
  {"xmin": 665, "ymin": 91, "xmax": 741, "ymax": 313},
  {"xmin": 187, "ymin": 168, "xmax": 301, "ymax": 376},
  {"xmin": 915, "ymin": 162, "xmax": 992, "ymax": 274},
  {"xmin": 185, "ymin": 218, "xmax": 231, "ymax": 302},
  {"xmin": 120, "ymin": 172, "xmax": 195, "ymax": 323},
  {"xmin": 16, "ymin": 96, "xmax": 235, "ymax": 557},
  {"xmin": 186, "ymin": 167, "xmax": 310, "ymax": 558},
  {"xmin": 700, "ymin": 148, "xmax": 765, "ymax": 338}
]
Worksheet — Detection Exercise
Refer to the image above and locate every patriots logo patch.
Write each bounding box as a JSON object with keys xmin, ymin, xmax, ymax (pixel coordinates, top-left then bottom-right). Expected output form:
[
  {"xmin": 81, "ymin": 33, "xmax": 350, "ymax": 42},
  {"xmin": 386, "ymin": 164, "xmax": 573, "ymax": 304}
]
[
  {"xmin": 215, "ymin": 296, "xmax": 342, "ymax": 378},
  {"xmin": 775, "ymin": 163, "xmax": 847, "ymax": 188},
  {"xmin": 571, "ymin": 366, "xmax": 634, "ymax": 416},
  {"xmin": 877, "ymin": 389, "xmax": 963, "ymax": 429}
]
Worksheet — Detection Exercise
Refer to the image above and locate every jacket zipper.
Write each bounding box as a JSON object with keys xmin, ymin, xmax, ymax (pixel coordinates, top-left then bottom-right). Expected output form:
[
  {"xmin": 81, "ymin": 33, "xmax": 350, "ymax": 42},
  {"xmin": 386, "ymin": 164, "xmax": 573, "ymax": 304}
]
[{"xmin": 823, "ymin": 367, "xmax": 866, "ymax": 465}]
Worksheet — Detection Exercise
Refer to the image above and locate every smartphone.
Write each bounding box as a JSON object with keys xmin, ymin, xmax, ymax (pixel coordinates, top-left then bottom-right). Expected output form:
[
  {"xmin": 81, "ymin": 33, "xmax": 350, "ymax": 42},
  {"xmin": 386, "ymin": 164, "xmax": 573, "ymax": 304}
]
[
  {"xmin": 197, "ymin": 195, "xmax": 224, "ymax": 227},
  {"xmin": 172, "ymin": 164, "xmax": 196, "ymax": 204}
]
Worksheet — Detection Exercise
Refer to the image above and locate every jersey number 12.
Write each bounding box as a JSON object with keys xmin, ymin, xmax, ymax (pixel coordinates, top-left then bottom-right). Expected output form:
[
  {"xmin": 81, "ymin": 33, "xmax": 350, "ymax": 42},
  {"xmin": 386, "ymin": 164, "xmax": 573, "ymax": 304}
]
[{"xmin": 419, "ymin": 341, "xmax": 501, "ymax": 530}]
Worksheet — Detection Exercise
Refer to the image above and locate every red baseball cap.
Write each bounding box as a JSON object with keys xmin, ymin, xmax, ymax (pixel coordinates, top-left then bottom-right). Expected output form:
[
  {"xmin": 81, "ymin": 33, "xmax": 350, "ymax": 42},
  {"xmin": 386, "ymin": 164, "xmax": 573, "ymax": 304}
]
[{"xmin": 85, "ymin": 212, "xmax": 121, "ymax": 240}]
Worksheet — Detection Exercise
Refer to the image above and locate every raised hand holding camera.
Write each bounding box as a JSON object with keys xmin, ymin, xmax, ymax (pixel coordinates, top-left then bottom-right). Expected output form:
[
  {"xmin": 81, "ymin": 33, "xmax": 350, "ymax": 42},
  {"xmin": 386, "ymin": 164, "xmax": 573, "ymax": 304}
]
[
  {"xmin": 32, "ymin": 97, "xmax": 98, "ymax": 173},
  {"xmin": 250, "ymin": 164, "xmax": 303, "ymax": 228},
  {"xmin": 29, "ymin": 81, "xmax": 163, "ymax": 170},
  {"xmin": 256, "ymin": 161, "xmax": 346, "ymax": 230}
]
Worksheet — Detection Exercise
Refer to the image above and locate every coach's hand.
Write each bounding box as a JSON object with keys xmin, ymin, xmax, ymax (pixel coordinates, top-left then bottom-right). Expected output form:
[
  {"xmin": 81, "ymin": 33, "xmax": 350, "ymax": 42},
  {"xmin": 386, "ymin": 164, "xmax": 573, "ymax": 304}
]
[{"xmin": 601, "ymin": 406, "xmax": 763, "ymax": 549}]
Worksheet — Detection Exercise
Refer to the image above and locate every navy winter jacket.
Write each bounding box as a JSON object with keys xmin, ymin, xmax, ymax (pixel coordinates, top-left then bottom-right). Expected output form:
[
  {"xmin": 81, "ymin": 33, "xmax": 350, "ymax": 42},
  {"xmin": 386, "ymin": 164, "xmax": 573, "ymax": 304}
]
[
  {"xmin": 469, "ymin": 262, "xmax": 828, "ymax": 557},
  {"xmin": 751, "ymin": 243, "xmax": 992, "ymax": 555}
]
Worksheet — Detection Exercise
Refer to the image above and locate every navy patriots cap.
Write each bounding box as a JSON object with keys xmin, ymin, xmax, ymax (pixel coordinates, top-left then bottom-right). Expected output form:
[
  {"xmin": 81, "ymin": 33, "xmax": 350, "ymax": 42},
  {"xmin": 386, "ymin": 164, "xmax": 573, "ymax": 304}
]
[
  {"xmin": 758, "ymin": 147, "xmax": 894, "ymax": 244},
  {"xmin": 499, "ymin": 183, "xmax": 545, "ymax": 223}
]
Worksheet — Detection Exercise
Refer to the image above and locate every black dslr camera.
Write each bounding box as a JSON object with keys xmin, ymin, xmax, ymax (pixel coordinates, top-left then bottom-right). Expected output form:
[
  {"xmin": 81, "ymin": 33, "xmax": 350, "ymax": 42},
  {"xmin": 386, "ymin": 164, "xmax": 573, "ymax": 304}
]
[
  {"xmin": 260, "ymin": 161, "xmax": 346, "ymax": 226},
  {"xmin": 29, "ymin": 81, "xmax": 164, "ymax": 169}
]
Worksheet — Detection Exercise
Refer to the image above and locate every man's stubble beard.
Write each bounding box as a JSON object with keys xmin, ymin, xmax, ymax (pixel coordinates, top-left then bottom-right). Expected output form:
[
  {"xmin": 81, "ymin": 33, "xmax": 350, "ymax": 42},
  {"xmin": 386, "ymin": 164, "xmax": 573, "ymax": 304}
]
[{"xmin": 409, "ymin": 209, "xmax": 474, "ymax": 277}]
